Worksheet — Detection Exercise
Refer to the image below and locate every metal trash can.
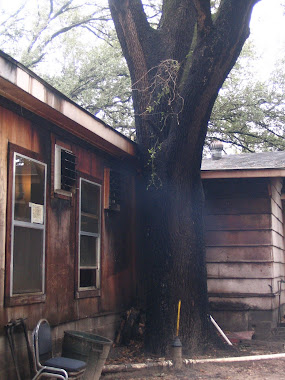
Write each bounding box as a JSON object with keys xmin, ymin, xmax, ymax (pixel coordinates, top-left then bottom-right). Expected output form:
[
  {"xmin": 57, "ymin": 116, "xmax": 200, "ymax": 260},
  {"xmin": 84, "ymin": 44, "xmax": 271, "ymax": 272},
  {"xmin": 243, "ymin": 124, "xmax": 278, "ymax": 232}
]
[{"xmin": 62, "ymin": 331, "xmax": 112, "ymax": 380}]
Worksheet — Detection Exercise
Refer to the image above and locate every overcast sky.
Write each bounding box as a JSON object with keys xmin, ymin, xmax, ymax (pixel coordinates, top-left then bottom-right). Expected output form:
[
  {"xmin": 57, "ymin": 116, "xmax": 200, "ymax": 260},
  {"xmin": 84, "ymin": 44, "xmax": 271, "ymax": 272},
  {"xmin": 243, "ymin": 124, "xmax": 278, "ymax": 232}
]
[{"xmin": 249, "ymin": 0, "xmax": 285, "ymax": 76}]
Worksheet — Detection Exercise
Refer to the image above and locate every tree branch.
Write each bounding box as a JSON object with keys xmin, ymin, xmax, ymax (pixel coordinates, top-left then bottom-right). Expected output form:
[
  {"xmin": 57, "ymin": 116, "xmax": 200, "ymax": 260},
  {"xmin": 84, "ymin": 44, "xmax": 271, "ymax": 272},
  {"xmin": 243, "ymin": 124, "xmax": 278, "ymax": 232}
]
[
  {"xmin": 207, "ymin": 136, "xmax": 254, "ymax": 152},
  {"xmin": 109, "ymin": 0, "xmax": 161, "ymax": 146},
  {"xmin": 256, "ymin": 121, "xmax": 285, "ymax": 140},
  {"xmin": 109, "ymin": 0, "xmax": 158, "ymax": 71},
  {"xmin": 158, "ymin": 0, "xmax": 197, "ymax": 62},
  {"xmin": 52, "ymin": 0, "xmax": 74, "ymax": 20},
  {"xmin": 49, "ymin": 0, "xmax": 54, "ymax": 18},
  {"xmin": 80, "ymin": 25, "xmax": 113, "ymax": 45},
  {"xmin": 193, "ymin": 0, "xmax": 212, "ymax": 38},
  {"xmin": 27, "ymin": 52, "xmax": 46, "ymax": 69},
  {"xmin": 172, "ymin": 0, "xmax": 259, "ymax": 152}
]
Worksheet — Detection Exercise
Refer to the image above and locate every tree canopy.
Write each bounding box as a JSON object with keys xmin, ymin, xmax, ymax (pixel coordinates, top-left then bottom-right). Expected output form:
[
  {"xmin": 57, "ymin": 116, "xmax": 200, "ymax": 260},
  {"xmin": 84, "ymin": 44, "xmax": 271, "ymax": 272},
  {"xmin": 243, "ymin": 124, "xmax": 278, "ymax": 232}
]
[
  {"xmin": 207, "ymin": 50, "xmax": 285, "ymax": 153},
  {"xmin": 1, "ymin": 0, "xmax": 284, "ymax": 151},
  {"xmin": 0, "ymin": 0, "xmax": 111, "ymax": 68}
]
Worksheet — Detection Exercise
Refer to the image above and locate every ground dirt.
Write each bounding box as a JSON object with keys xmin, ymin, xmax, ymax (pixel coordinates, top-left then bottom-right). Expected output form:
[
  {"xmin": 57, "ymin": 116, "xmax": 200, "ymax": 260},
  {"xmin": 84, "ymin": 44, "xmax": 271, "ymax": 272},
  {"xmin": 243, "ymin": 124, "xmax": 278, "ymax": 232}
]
[{"xmin": 101, "ymin": 339, "xmax": 285, "ymax": 379}]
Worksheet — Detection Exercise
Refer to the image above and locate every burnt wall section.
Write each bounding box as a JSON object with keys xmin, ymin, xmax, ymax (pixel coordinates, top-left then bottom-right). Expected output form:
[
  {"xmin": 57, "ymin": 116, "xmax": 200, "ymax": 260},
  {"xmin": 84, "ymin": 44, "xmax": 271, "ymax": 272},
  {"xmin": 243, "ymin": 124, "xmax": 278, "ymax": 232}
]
[{"xmin": 203, "ymin": 177, "xmax": 285, "ymax": 330}]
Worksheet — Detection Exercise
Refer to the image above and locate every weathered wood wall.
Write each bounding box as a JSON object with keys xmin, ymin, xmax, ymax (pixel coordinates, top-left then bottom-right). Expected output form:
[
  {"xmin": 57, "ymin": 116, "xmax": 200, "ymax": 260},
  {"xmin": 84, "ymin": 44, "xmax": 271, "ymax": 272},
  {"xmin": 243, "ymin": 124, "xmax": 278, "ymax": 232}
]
[
  {"xmin": 204, "ymin": 177, "xmax": 285, "ymax": 331},
  {"xmin": 270, "ymin": 178, "xmax": 285, "ymax": 315},
  {"xmin": 0, "ymin": 105, "xmax": 137, "ymax": 378}
]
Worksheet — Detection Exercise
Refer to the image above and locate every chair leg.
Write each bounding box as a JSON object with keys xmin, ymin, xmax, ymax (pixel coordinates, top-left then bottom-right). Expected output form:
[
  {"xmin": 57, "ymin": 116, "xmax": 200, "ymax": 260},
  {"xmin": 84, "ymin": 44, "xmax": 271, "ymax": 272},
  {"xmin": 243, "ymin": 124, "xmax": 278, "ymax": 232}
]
[
  {"xmin": 5, "ymin": 322, "xmax": 22, "ymax": 380},
  {"xmin": 32, "ymin": 366, "xmax": 68, "ymax": 380}
]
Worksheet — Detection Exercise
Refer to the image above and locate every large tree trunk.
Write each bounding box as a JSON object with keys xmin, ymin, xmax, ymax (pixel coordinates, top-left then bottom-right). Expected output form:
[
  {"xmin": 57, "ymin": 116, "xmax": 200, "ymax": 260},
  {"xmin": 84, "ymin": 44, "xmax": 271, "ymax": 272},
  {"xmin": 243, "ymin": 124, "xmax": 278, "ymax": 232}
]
[
  {"xmin": 142, "ymin": 173, "xmax": 209, "ymax": 354},
  {"xmin": 137, "ymin": 135, "xmax": 212, "ymax": 354},
  {"xmin": 109, "ymin": 0, "xmax": 259, "ymax": 354}
]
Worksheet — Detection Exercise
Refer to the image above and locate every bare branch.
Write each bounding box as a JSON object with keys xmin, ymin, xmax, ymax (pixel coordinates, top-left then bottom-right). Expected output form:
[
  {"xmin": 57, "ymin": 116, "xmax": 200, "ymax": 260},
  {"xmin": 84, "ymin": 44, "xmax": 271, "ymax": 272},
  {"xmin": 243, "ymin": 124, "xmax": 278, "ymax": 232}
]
[
  {"xmin": 0, "ymin": 3, "xmax": 26, "ymax": 29},
  {"xmin": 207, "ymin": 136, "xmax": 254, "ymax": 152},
  {"xmin": 27, "ymin": 52, "xmax": 46, "ymax": 68},
  {"xmin": 256, "ymin": 121, "xmax": 285, "ymax": 140},
  {"xmin": 80, "ymin": 25, "xmax": 113, "ymax": 45},
  {"xmin": 52, "ymin": 0, "xmax": 74, "ymax": 20},
  {"xmin": 49, "ymin": 0, "xmax": 54, "ymax": 18}
]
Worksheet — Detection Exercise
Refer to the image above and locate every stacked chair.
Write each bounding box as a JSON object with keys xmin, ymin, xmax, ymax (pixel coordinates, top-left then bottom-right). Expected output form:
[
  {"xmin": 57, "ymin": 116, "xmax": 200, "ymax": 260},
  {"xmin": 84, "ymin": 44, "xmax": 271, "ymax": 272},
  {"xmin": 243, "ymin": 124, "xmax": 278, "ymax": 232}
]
[{"xmin": 32, "ymin": 319, "xmax": 87, "ymax": 379}]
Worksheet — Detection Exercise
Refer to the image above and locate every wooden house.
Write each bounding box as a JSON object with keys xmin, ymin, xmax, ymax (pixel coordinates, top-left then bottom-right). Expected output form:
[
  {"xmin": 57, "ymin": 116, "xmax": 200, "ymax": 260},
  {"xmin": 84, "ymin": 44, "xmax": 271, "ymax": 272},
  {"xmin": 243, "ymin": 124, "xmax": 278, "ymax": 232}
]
[
  {"xmin": 202, "ymin": 152, "xmax": 285, "ymax": 331},
  {"xmin": 0, "ymin": 51, "xmax": 138, "ymax": 378},
  {"xmin": 1, "ymin": 48, "xmax": 285, "ymax": 377}
]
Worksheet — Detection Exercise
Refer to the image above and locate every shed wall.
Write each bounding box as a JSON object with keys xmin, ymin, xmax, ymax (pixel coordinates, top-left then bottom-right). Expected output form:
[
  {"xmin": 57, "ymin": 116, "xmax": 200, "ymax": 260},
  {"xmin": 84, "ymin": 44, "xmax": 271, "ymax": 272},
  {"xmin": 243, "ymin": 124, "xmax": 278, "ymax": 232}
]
[
  {"xmin": 270, "ymin": 178, "xmax": 285, "ymax": 315},
  {"xmin": 204, "ymin": 177, "xmax": 285, "ymax": 330}
]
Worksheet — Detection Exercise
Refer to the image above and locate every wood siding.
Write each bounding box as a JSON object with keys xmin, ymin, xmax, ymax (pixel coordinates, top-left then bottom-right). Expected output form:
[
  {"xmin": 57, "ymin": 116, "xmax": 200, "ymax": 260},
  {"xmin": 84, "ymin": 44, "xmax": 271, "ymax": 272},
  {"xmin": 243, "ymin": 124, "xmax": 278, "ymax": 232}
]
[
  {"xmin": 204, "ymin": 177, "xmax": 285, "ymax": 329},
  {"xmin": 0, "ymin": 105, "xmax": 137, "ymax": 333},
  {"xmin": 270, "ymin": 178, "xmax": 285, "ymax": 309}
]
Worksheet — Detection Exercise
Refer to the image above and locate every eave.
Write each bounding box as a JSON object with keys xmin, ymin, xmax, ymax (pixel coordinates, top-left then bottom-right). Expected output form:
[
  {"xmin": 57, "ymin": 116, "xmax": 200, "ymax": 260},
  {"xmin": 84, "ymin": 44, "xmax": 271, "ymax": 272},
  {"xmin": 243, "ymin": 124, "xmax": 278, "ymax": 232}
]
[
  {"xmin": 201, "ymin": 168, "xmax": 285, "ymax": 179},
  {"xmin": 0, "ymin": 52, "xmax": 136, "ymax": 159}
]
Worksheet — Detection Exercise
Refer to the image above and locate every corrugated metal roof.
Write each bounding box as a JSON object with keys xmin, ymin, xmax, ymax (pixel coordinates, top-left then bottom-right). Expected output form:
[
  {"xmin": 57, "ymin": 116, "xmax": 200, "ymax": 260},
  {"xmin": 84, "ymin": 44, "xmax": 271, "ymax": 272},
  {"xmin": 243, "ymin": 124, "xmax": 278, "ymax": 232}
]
[{"xmin": 201, "ymin": 151, "xmax": 285, "ymax": 171}]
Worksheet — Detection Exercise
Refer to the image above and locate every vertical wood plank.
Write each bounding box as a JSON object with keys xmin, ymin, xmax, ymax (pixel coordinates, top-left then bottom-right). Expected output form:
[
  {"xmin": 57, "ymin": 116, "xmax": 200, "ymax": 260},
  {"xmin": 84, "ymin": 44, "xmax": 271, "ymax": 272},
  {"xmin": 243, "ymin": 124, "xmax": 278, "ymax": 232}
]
[
  {"xmin": 0, "ymin": 106, "xmax": 8, "ymax": 313},
  {"xmin": 104, "ymin": 168, "xmax": 110, "ymax": 209}
]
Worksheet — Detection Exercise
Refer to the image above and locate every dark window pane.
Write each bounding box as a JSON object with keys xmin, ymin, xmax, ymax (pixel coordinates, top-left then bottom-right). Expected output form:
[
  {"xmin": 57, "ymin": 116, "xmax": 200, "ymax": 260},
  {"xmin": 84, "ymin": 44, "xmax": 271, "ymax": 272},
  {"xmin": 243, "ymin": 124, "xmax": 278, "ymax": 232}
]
[
  {"xmin": 81, "ymin": 214, "xmax": 99, "ymax": 234},
  {"xmin": 14, "ymin": 155, "xmax": 45, "ymax": 222},
  {"xmin": 81, "ymin": 181, "xmax": 100, "ymax": 217},
  {"xmin": 61, "ymin": 150, "xmax": 76, "ymax": 191},
  {"xmin": 80, "ymin": 235, "xmax": 97, "ymax": 266},
  {"xmin": 12, "ymin": 226, "xmax": 43, "ymax": 294},
  {"xmin": 79, "ymin": 179, "xmax": 100, "ymax": 289},
  {"xmin": 80, "ymin": 269, "xmax": 96, "ymax": 288}
]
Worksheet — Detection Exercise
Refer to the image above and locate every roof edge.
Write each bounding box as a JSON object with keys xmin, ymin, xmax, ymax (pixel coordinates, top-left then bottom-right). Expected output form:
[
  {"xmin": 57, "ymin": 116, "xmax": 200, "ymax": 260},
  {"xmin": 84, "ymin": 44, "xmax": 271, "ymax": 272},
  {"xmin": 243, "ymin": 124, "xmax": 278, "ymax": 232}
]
[
  {"xmin": 201, "ymin": 168, "xmax": 285, "ymax": 179},
  {"xmin": 0, "ymin": 50, "xmax": 136, "ymax": 158}
]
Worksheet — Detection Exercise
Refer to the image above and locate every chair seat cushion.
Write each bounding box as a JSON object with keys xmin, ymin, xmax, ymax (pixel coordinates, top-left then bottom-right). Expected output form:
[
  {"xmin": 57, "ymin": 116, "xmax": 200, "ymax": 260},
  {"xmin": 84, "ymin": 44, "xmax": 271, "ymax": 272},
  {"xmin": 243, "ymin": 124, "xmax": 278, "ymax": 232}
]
[{"xmin": 44, "ymin": 356, "xmax": 87, "ymax": 372}]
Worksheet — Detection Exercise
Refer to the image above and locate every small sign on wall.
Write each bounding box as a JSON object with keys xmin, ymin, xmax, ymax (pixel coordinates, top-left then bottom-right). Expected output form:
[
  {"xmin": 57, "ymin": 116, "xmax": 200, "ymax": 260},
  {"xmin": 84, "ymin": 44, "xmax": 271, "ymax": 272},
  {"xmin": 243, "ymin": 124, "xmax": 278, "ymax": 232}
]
[{"xmin": 29, "ymin": 202, "xmax": 44, "ymax": 224}]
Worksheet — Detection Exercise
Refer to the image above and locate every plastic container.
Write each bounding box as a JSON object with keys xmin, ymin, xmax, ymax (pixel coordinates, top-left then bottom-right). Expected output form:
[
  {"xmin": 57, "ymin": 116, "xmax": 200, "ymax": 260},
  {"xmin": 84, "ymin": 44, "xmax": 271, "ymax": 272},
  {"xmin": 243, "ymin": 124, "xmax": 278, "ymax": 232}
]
[{"xmin": 62, "ymin": 331, "xmax": 112, "ymax": 380}]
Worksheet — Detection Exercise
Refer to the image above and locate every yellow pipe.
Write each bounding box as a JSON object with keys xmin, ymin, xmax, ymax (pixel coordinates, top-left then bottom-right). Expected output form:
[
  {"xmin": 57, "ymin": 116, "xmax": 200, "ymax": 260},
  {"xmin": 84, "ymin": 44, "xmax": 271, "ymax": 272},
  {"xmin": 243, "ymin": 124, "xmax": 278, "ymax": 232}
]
[{"xmin": 176, "ymin": 300, "xmax": 181, "ymax": 336}]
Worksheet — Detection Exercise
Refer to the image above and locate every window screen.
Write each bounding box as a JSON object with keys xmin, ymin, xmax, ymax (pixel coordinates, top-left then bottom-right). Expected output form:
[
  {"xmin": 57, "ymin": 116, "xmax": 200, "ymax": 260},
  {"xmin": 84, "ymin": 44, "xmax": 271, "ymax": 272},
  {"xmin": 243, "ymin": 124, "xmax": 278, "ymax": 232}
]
[
  {"xmin": 12, "ymin": 153, "xmax": 46, "ymax": 295},
  {"xmin": 79, "ymin": 178, "xmax": 101, "ymax": 289}
]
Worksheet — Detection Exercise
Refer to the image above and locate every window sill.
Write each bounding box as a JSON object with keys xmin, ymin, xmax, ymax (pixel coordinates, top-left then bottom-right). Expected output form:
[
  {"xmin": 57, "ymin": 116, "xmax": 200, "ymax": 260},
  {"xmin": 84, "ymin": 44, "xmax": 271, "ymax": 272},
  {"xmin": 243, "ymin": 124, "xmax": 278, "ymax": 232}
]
[
  {"xmin": 5, "ymin": 294, "xmax": 46, "ymax": 307},
  {"xmin": 75, "ymin": 289, "xmax": 101, "ymax": 299},
  {"xmin": 53, "ymin": 190, "xmax": 73, "ymax": 201}
]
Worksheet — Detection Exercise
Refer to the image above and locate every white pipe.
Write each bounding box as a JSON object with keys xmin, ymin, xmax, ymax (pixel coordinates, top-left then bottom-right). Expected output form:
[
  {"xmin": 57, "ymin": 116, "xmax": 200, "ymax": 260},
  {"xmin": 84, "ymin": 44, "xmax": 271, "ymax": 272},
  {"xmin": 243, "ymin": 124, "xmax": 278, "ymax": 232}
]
[
  {"xmin": 184, "ymin": 352, "xmax": 285, "ymax": 364},
  {"xmin": 209, "ymin": 315, "xmax": 233, "ymax": 346},
  {"xmin": 103, "ymin": 353, "xmax": 285, "ymax": 374}
]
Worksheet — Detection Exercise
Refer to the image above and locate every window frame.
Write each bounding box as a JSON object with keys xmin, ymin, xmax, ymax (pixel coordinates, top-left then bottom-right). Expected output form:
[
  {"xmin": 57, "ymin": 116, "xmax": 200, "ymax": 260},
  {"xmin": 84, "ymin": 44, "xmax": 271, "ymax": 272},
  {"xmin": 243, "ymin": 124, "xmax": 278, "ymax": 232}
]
[
  {"xmin": 5, "ymin": 144, "xmax": 47, "ymax": 306},
  {"xmin": 75, "ymin": 174, "xmax": 102, "ymax": 299},
  {"xmin": 54, "ymin": 144, "xmax": 76, "ymax": 197}
]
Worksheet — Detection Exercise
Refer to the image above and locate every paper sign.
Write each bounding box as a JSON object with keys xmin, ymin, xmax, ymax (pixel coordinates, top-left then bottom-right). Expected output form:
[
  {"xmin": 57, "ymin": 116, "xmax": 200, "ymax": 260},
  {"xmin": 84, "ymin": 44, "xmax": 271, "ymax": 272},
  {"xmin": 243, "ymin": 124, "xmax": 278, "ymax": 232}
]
[{"xmin": 29, "ymin": 203, "xmax": 44, "ymax": 224}]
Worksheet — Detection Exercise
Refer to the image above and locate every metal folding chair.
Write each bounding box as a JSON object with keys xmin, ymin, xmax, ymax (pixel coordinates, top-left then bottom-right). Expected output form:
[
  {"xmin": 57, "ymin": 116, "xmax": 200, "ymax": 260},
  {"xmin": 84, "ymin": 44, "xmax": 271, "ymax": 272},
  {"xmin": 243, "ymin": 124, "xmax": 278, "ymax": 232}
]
[
  {"xmin": 5, "ymin": 318, "xmax": 35, "ymax": 380},
  {"xmin": 32, "ymin": 367, "xmax": 68, "ymax": 380},
  {"xmin": 32, "ymin": 319, "xmax": 87, "ymax": 379}
]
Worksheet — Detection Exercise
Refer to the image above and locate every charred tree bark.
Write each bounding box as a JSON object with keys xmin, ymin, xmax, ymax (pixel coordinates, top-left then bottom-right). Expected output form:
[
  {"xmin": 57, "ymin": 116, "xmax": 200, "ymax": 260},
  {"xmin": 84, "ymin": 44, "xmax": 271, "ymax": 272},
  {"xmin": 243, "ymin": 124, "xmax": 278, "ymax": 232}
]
[
  {"xmin": 109, "ymin": 0, "xmax": 260, "ymax": 354},
  {"xmin": 141, "ymin": 175, "xmax": 209, "ymax": 354}
]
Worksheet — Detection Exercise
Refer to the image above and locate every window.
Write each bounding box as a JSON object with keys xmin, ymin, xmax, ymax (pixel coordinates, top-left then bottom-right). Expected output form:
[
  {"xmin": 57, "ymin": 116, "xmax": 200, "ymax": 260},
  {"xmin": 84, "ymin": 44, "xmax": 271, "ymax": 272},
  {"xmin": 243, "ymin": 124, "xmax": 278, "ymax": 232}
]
[
  {"xmin": 78, "ymin": 178, "xmax": 101, "ymax": 290},
  {"xmin": 54, "ymin": 144, "xmax": 76, "ymax": 195},
  {"xmin": 11, "ymin": 153, "xmax": 46, "ymax": 296}
]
